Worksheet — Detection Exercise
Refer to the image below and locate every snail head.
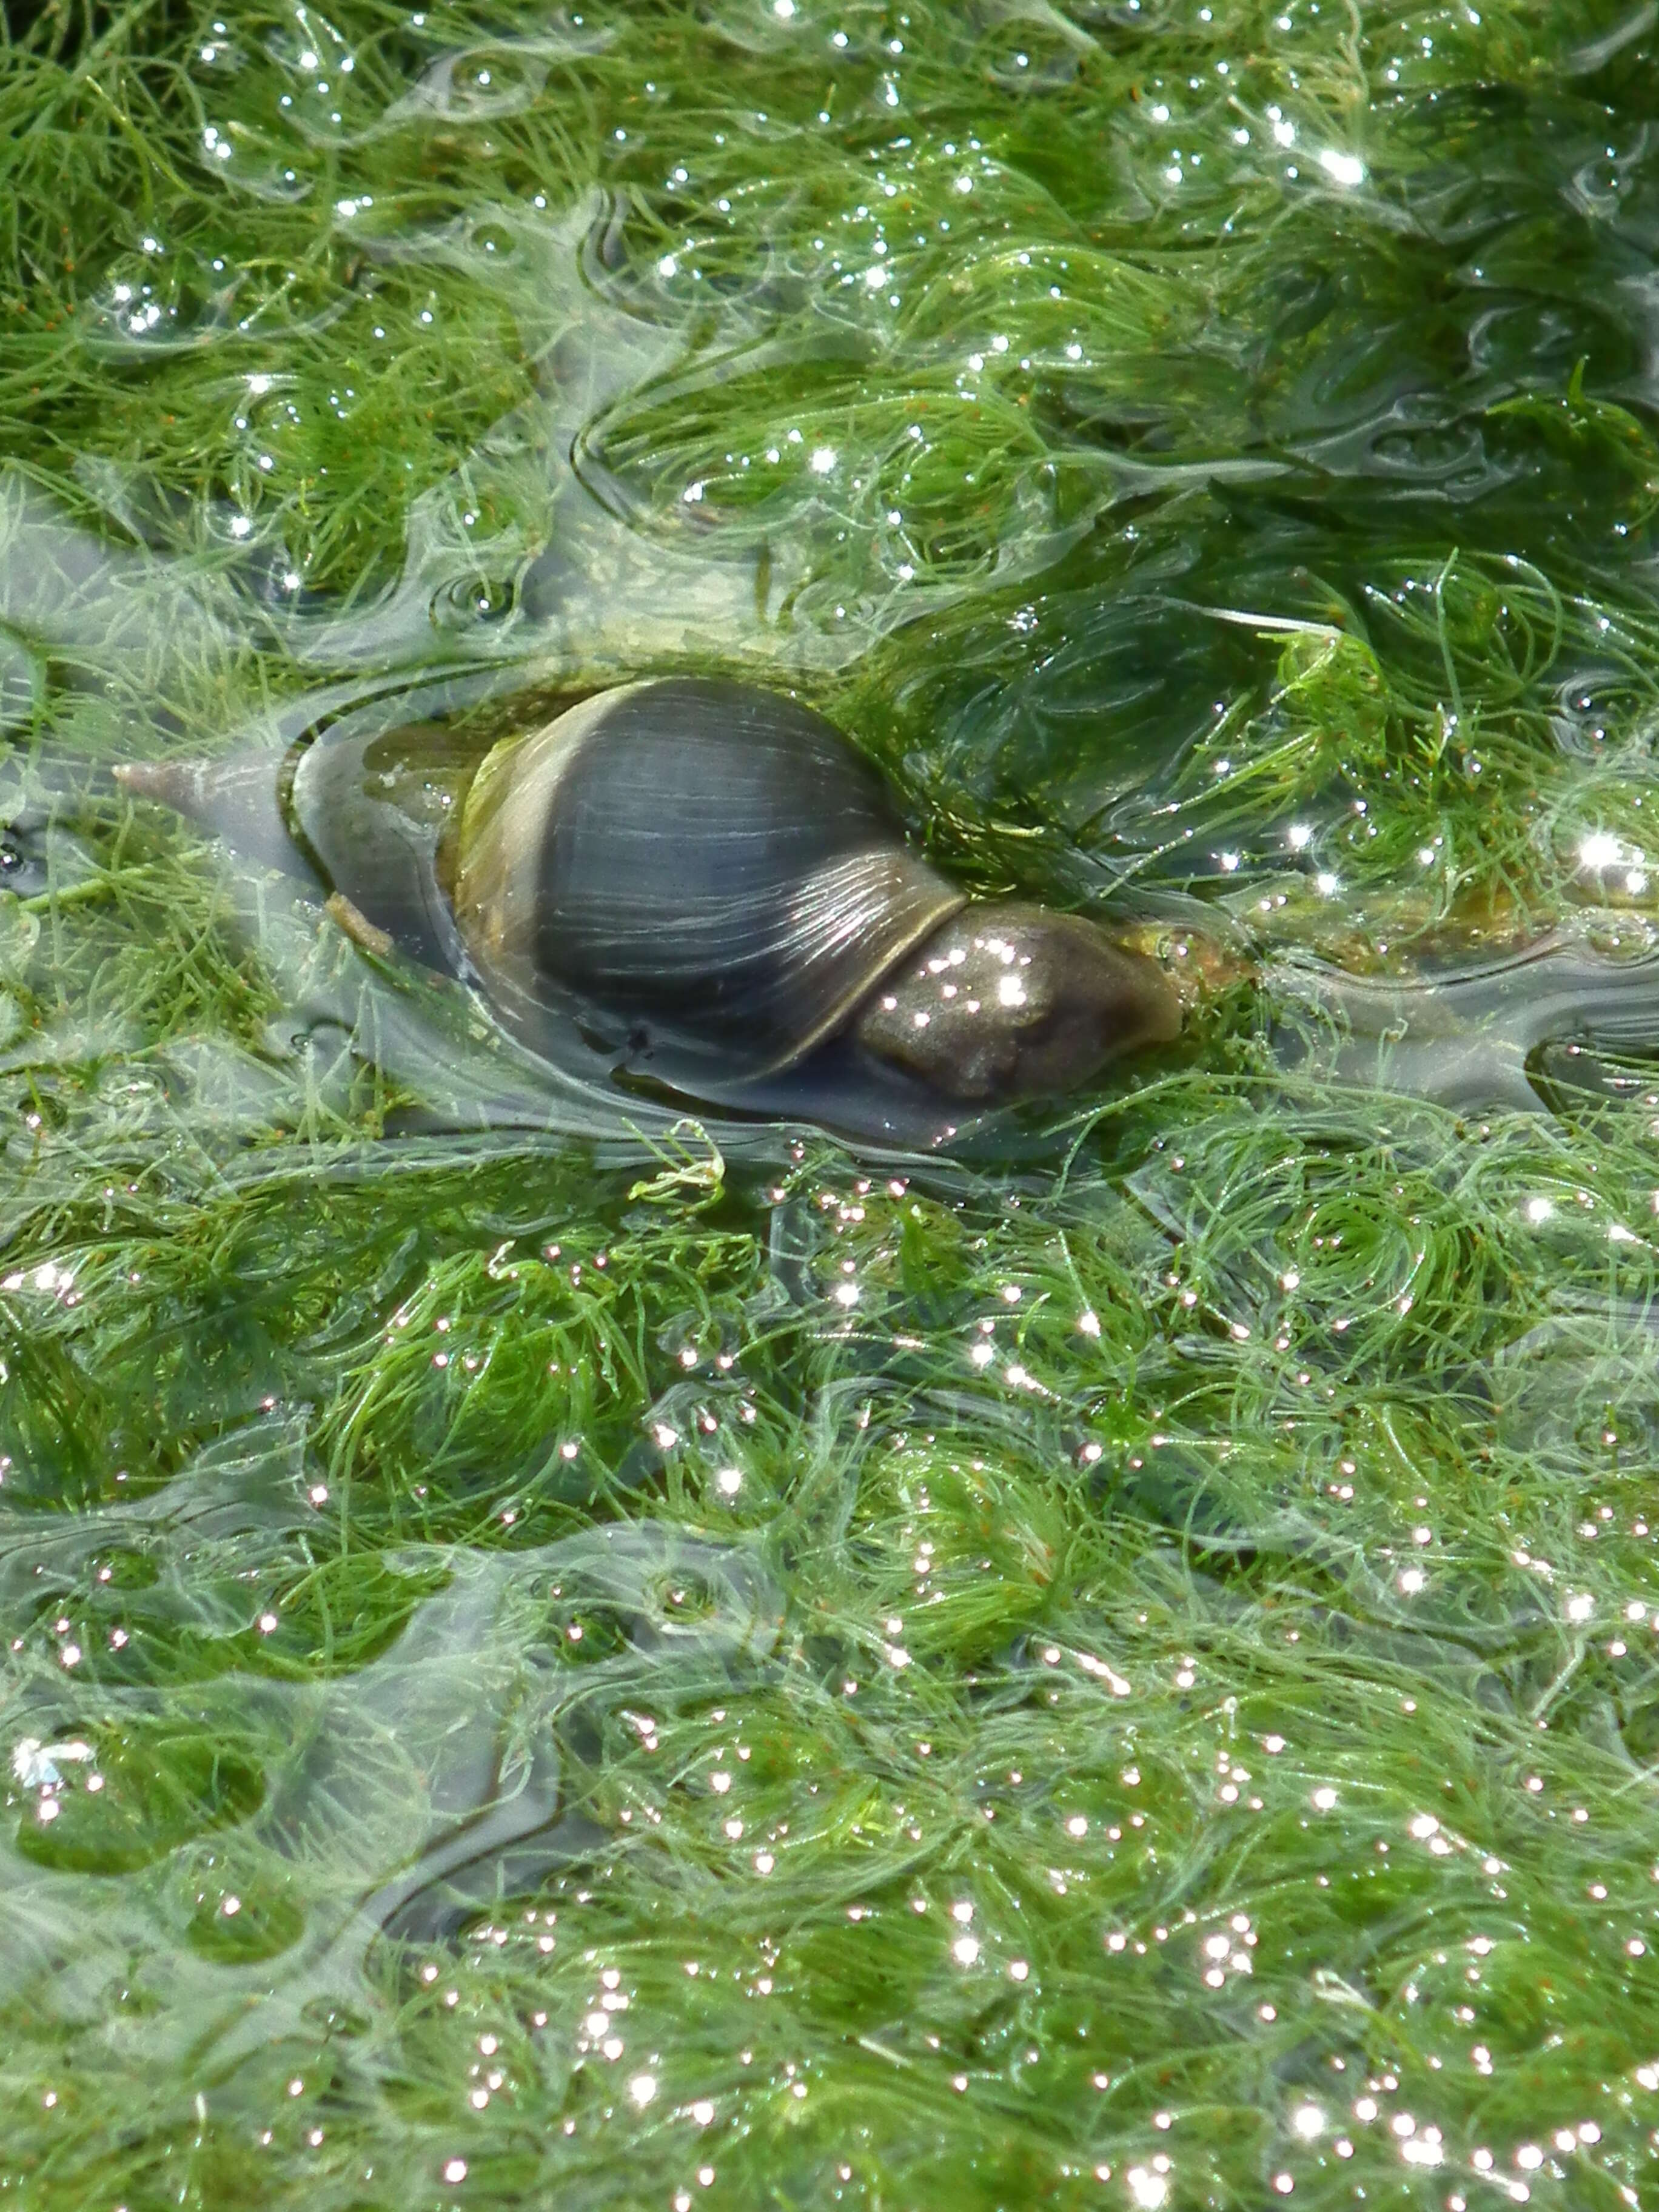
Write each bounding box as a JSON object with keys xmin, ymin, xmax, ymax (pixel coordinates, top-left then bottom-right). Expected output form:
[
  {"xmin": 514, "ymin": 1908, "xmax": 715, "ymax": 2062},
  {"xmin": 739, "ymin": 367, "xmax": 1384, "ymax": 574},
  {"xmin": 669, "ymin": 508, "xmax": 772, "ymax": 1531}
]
[{"xmin": 853, "ymin": 902, "xmax": 1183, "ymax": 1104}]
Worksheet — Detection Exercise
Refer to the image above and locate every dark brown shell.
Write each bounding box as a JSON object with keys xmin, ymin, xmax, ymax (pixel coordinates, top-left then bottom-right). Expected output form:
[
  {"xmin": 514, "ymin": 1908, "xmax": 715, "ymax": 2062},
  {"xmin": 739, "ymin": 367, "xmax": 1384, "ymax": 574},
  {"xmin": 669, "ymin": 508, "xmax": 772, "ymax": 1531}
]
[{"xmin": 450, "ymin": 677, "xmax": 964, "ymax": 1081}]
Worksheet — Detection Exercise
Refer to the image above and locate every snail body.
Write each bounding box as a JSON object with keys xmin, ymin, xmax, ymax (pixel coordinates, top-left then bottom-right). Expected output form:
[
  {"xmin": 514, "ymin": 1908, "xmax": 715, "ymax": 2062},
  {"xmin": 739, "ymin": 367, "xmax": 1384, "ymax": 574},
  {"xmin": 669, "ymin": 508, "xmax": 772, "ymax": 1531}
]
[{"xmin": 118, "ymin": 677, "xmax": 1182, "ymax": 1124}]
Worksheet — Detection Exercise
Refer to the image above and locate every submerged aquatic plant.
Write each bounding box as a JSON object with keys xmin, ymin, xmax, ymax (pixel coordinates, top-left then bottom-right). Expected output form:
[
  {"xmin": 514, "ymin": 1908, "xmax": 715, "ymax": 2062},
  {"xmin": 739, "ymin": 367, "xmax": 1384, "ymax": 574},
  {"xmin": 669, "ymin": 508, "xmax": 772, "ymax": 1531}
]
[{"xmin": 5, "ymin": 1, "xmax": 1659, "ymax": 2208}]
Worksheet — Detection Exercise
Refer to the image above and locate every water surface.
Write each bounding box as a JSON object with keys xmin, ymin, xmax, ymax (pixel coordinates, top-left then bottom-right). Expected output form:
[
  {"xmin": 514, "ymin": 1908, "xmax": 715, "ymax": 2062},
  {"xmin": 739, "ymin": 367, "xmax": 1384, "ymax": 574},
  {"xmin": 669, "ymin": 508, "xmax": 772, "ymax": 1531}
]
[{"xmin": 5, "ymin": 2, "xmax": 1659, "ymax": 2206}]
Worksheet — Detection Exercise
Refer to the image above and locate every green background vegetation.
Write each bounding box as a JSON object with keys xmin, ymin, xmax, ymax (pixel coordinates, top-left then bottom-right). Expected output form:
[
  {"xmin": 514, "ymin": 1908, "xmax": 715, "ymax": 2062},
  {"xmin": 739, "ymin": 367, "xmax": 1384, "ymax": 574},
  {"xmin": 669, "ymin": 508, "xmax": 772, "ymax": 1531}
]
[{"xmin": 5, "ymin": 0, "xmax": 1659, "ymax": 2205}]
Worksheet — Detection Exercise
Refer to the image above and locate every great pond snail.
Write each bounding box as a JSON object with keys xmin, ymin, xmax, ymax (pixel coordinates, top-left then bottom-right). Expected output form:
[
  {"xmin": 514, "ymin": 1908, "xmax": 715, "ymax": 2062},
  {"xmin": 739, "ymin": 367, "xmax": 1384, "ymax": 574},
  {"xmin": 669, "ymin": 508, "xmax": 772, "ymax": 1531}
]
[{"xmin": 116, "ymin": 677, "xmax": 1182, "ymax": 1119}]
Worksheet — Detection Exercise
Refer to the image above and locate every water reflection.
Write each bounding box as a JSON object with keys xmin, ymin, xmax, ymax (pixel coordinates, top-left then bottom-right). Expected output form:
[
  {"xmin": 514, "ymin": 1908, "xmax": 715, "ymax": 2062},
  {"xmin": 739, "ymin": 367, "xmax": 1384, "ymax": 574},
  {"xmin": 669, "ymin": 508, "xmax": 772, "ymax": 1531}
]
[
  {"xmin": 0, "ymin": 1415, "xmax": 781, "ymax": 2076},
  {"xmin": 1269, "ymin": 931, "xmax": 1659, "ymax": 1113},
  {"xmin": 1, "ymin": 175, "xmax": 1096, "ymax": 694}
]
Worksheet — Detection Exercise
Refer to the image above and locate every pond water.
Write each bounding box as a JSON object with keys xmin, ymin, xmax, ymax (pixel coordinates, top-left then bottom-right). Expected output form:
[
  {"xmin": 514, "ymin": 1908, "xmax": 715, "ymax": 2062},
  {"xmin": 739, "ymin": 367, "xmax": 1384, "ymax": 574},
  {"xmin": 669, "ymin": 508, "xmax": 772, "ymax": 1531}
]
[{"xmin": 5, "ymin": 1, "xmax": 1659, "ymax": 2206}]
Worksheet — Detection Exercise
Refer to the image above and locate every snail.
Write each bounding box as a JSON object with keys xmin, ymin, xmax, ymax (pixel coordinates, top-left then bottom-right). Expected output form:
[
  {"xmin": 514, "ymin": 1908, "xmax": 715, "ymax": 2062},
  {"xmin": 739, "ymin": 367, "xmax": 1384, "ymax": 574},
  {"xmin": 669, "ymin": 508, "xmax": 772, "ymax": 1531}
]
[{"xmin": 115, "ymin": 677, "xmax": 1182, "ymax": 1125}]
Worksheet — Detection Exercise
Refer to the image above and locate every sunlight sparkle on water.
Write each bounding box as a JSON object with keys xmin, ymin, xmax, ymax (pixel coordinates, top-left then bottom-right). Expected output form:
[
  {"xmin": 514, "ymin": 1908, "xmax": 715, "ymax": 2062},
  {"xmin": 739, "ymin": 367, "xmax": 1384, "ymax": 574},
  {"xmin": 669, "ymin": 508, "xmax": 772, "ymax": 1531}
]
[
  {"xmin": 1318, "ymin": 148, "xmax": 1366, "ymax": 186},
  {"xmin": 10, "ymin": 7, "xmax": 1658, "ymax": 2207}
]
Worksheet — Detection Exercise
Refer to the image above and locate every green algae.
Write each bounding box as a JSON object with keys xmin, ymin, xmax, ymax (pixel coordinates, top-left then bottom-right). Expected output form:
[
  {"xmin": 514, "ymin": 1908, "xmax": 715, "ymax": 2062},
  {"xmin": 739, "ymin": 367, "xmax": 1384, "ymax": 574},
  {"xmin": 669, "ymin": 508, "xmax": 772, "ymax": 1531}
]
[{"xmin": 6, "ymin": 2, "xmax": 1659, "ymax": 2208}]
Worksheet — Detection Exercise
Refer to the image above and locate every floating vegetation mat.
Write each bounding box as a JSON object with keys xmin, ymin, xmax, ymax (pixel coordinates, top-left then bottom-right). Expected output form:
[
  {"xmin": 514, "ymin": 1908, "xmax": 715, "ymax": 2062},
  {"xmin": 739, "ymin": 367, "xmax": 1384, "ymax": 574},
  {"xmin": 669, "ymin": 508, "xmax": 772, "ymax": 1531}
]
[{"xmin": 6, "ymin": 1, "xmax": 1659, "ymax": 2207}]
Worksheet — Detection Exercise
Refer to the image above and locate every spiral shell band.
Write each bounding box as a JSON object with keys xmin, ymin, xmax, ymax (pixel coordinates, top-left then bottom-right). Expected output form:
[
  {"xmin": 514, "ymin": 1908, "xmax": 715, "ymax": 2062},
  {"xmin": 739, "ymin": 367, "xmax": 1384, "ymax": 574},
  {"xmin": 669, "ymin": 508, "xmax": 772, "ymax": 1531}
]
[{"xmin": 776, "ymin": 846, "xmax": 967, "ymax": 1069}]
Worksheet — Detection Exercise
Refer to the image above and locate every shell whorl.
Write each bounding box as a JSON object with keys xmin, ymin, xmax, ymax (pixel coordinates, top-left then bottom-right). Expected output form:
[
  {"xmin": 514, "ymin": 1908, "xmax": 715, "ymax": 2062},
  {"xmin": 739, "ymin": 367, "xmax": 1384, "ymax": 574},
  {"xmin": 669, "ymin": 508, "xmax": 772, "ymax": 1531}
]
[{"xmin": 451, "ymin": 677, "xmax": 965, "ymax": 1079}]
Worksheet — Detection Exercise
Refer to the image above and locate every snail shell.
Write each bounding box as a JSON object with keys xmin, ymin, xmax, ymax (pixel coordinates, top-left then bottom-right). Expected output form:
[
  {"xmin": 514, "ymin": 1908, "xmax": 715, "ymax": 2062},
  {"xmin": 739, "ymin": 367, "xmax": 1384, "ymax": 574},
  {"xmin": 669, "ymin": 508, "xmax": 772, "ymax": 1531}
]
[{"xmin": 448, "ymin": 677, "xmax": 968, "ymax": 1082}]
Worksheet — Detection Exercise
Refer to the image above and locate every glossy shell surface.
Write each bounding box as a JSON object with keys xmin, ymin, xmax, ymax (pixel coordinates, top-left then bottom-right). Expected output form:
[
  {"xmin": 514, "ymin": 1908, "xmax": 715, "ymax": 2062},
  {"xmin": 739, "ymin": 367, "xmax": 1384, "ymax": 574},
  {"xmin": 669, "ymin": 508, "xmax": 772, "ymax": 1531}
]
[{"xmin": 451, "ymin": 677, "xmax": 965, "ymax": 1080}]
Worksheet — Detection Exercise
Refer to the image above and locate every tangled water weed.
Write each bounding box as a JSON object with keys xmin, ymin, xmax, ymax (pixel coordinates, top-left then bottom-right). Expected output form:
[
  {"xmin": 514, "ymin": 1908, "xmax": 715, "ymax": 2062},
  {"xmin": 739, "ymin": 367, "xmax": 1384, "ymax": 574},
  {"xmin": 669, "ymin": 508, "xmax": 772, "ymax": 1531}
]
[{"xmin": 7, "ymin": 1, "xmax": 1659, "ymax": 2207}]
